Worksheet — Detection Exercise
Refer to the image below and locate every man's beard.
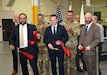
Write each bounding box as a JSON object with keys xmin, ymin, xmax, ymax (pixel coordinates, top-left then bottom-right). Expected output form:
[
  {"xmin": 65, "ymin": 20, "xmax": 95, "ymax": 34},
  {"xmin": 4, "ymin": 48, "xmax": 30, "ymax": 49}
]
[
  {"xmin": 20, "ymin": 22, "xmax": 26, "ymax": 25},
  {"xmin": 85, "ymin": 20, "xmax": 92, "ymax": 24}
]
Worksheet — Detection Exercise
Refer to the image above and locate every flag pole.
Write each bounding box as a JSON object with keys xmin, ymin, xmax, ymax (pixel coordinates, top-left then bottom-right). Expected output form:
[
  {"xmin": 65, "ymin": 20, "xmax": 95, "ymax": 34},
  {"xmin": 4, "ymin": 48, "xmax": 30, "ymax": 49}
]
[
  {"xmin": 96, "ymin": 47, "xmax": 99, "ymax": 75},
  {"xmin": 56, "ymin": 1, "xmax": 62, "ymax": 23},
  {"xmin": 17, "ymin": 47, "xmax": 21, "ymax": 75}
]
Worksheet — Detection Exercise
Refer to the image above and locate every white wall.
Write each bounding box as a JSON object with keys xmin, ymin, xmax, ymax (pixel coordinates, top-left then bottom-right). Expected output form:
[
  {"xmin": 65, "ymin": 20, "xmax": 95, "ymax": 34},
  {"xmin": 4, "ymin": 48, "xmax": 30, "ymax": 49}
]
[
  {"xmin": 40, "ymin": 0, "xmax": 57, "ymax": 23},
  {"xmin": 0, "ymin": 0, "xmax": 58, "ymax": 23},
  {"xmin": 1, "ymin": 0, "xmax": 32, "ymax": 23},
  {"xmin": 0, "ymin": 0, "xmax": 107, "ymax": 24}
]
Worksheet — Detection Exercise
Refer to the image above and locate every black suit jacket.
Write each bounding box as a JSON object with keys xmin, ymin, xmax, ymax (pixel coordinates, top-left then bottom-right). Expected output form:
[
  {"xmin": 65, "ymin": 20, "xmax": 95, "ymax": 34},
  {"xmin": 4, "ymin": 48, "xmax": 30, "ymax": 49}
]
[
  {"xmin": 43, "ymin": 24, "xmax": 68, "ymax": 52},
  {"xmin": 7, "ymin": 22, "xmax": 15, "ymax": 37},
  {"xmin": 9, "ymin": 23, "xmax": 39, "ymax": 53}
]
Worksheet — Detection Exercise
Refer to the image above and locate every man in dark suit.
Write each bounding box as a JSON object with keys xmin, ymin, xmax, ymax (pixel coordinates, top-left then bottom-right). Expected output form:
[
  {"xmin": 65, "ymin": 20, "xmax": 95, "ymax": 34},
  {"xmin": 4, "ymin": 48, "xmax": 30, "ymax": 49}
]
[
  {"xmin": 9, "ymin": 13, "xmax": 40, "ymax": 75},
  {"xmin": 78, "ymin": 12, "xmax": 100, "ymax": 75},
  {"xmin": 43, "ymin": 14, "xmax": 68, "ymax": 75},
  {"xmin": 10, "ymin": 14, "xmax": 19, "ymax": 75}
]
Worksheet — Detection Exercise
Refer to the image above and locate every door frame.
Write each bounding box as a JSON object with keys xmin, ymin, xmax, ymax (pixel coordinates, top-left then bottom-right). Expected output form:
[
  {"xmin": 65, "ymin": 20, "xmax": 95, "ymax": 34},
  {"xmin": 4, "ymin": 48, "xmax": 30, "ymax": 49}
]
[{"xmin": 0, "ymin": 11, "xmax": 14, "ymax": 41}]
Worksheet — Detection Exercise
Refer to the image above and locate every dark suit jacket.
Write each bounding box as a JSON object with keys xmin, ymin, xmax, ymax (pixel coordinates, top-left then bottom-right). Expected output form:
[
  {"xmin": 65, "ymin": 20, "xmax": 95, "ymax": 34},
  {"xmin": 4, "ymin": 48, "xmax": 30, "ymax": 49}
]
[
  {"xmin": 9, "ymin": 23, "xmax": 39, "ymax": 53},
  {"xmin": 79, "ymin": 23, "xmax": 100, "ymax": 55},
  {"xmin": 7, "ymin": 22, "xmax": 15, "ymax": 37},
  {"xmin": 43, "ymin": 24, "xmax": 68, "ymax": 52}
]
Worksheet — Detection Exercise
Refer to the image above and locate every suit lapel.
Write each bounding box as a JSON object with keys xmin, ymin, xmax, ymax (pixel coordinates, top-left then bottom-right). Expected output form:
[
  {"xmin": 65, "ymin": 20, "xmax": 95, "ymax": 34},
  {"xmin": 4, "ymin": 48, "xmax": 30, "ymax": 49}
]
[
  {"xmin": 27, "ymin": 24, "xmax": 29, "ymax": 35},
  {"xmin": 16, "ymin": 25, "xmax": 20, "ymax": 47},
  {"xmin": 17, "ymin": 24, "xmax": 19, "ymax": 39},
  {"xmin": 84, "ymin": 23, "xmax": 93, "ymax": 36},
  {"xmin": 82, "ymin": 25, "xmax": 86, "ymax": 36},
  {"xmin": 27, "ymin": 24, "xmax": 30, "ymax": 40},
  {"xmin": 49, "ymin": 26, "xmax": 53, "ymax": 35},
  {"xmin": 49, "ymin": 25, "xmax": 59, "ymax": 36},
  {"xmin": 86, "ymin": 24, "xmax": 94, "ymax": 35},
  {"xmin": 56, "ymin": 25, "xmax": 59, "ymax": 34}
]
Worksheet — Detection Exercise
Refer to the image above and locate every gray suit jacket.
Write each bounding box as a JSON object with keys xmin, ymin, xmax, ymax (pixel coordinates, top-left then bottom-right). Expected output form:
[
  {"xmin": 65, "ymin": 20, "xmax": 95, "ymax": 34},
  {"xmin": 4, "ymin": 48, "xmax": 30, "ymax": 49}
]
[{"xmin": 79, "ymin": 23, "xmax": 100, "ymax": 55}]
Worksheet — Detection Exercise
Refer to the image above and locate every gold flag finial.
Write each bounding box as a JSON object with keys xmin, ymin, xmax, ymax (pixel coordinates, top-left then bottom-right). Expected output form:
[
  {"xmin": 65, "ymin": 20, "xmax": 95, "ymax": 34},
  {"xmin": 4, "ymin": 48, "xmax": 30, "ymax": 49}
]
[
  {"xmin": 69, "ymin": 2, "xmax": 72, "ymax": 11},
  {"xmin": 57, "ymin": 1, "xmax": 60, "ymax": 6}
]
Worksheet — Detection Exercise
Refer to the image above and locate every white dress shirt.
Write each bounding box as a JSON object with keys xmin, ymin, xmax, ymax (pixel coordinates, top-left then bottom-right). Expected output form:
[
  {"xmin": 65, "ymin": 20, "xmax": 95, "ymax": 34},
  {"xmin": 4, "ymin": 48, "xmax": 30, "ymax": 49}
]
[
  {"xmin": 19, "ymin": 24, "xmax": 28, "ymax": 48},
  {"xmin": 86, "ymin": 22, "xmax": 93, "ymax": 32},
  {"xmin": 15, "ymin": 22, "xmax": 18, "ymax": 26},
  {"xmin": 51, "ymin": 24, "xmax": 58, "ymax": 34}
]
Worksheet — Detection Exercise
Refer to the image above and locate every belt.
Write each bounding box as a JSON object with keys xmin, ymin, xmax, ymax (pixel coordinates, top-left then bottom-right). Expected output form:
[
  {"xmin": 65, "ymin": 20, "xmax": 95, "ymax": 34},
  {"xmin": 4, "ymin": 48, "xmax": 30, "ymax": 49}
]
[{"xmin": 20, "ymin": 47, "xmax": 28, "ymax": 50}]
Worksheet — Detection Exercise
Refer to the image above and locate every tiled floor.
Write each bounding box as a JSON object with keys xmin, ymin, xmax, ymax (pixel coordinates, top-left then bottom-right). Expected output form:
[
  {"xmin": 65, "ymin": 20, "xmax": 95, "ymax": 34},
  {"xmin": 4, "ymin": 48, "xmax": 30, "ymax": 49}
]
[{"xmin": 0, "ymin": 41, "xmax": 107, "ymax": 75}]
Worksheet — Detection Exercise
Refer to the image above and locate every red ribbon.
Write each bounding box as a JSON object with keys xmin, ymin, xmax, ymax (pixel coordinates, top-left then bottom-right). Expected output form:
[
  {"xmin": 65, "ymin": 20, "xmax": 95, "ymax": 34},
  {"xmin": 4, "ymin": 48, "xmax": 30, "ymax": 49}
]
[
  {"xmin": 55, "ymin": 40, "xmax": 71, "ymax": 57},
  {"xmin": 28, "ymin": 31, "xmax": 38, "ymax": 45},
  {"xmin": 20, "ymin": 31, "xmax": 37, "ymax": 60},
  {"xmin": 79, "ymin": 48, "xmax": 85, "ymax": 50},
  {"xmin": 19, "ymin": 51, "xmax": 34, "ymax": 60}
]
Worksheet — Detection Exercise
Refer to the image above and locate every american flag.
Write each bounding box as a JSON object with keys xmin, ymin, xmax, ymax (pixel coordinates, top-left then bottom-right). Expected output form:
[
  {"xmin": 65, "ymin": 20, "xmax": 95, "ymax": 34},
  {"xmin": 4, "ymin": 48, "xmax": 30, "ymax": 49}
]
[{"xmin": 56, "ymin": 6, "xmax": 62, "ymax": 23}]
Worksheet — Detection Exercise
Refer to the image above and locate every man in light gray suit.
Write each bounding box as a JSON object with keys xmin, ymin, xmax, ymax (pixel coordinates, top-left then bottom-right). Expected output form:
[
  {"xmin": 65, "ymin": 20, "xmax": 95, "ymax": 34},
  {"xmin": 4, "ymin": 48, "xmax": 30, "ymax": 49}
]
[{"xmin": 78, "ymin": 12, "xmax": 100, "ymax": 75}]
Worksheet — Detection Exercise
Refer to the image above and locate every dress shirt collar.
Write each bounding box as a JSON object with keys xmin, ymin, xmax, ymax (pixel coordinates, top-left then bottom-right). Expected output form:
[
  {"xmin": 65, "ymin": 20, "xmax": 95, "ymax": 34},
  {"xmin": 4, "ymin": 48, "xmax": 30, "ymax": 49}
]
[
  {"xmin": 86, "ymin": 22, "xmax": 92, "ymax": 30},
  {"xmin": 15, "ymin": 22, "xmax": 19, "ymax": 26},
  {"xmin": 20, "ymin": 23, "xmax": 27, "ymax": 27},
  {"xmin": 51, "ymin": 24, "xmax": 58, "ymax": 34},
  {"xmin": 51, "ymin": 24, "xmax": 58, "ymax": 28}
]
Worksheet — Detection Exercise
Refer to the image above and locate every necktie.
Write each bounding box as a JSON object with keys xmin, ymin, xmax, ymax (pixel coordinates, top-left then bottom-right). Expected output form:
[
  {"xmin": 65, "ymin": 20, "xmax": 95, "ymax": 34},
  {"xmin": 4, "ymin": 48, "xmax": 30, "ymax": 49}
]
[
  {"xmin": 85, "ymin": 26, "xmax": 88, "ymax": 33},
  {"xmin": 20, "ymin": 26, "xmax": 24, "ymax": 46},
  {"xmin": 53, "ymin": 26, "xmax": 56, "ymax": 34}
]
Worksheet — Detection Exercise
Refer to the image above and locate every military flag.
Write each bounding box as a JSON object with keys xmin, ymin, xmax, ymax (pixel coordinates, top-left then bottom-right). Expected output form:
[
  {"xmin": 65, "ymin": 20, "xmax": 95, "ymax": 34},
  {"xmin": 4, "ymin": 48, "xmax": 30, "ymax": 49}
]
[
  {"xmin": 56, "ymin": 2, "xmax": 62, "ymax": 23},
  {"xmin": 80, "ymin": 4, "xmax": 85, "ymax": 24}
]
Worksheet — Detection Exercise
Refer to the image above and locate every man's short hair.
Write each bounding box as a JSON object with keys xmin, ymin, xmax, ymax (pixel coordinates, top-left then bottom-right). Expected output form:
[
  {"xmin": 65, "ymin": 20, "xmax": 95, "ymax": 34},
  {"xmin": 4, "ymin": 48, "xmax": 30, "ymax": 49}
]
[
  {"xmin": 19, "ymin": 13, "xmax": 27, "ymax": 18},
  {"xmin": 67, "ymin": 11, "xmax": 74, "ymax": 14},
  {"xmin": 50, "ymin": 14, "xmax": 58, "ymax": 19},
  {"xmin": 38, "ymin": 14, "xmax": 43, "ymax": 17}
]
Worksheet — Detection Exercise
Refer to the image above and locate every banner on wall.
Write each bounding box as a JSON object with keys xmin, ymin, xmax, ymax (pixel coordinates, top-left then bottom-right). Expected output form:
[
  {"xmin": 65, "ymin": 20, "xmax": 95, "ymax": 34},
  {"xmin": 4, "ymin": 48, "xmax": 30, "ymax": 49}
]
[{"xmin": 32, "ymin": 0, "xmax": 38, "ymax": 25}]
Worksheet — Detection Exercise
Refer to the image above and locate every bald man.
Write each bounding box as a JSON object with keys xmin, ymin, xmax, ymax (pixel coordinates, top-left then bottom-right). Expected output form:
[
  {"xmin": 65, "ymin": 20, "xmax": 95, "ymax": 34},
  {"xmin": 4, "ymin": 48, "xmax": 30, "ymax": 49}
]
[
  {"xmin": 14, "ymin": 14, "xmax": 19, "ymax": 25},
  {"xmin": 75, "ymin": 15, "xmax": 80, "ymax": 22},
  {"xmin": 92, "ymin": 15, "xmax": 104, "ymax": 75},
  {"xmin": 92, "ymin": 16, "xmax": 104, "ymax": 61},
  {"xmin": 78, "ymin": 12, "xmax": 100, "ymax": 75},
  {"xmin": 10, "ymin": 14, "xmax": 19, "ymax": 75}
]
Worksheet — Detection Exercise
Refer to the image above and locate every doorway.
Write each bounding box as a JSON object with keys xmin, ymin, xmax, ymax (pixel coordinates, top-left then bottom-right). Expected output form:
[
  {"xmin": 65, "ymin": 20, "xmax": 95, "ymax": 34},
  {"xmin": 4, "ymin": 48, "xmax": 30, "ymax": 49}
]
[
  {"xmin": 2, "ymin": 19, "xmax": 13, "ymax": 41},
  {"xmin": 0, "ymin": 11, "xmax": 14, "ymax": 41}
]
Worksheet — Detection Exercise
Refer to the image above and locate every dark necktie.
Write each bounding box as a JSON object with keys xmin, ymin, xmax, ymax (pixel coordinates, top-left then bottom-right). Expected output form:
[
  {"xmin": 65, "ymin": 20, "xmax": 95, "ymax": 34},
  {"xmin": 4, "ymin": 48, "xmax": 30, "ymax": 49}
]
[
  {"xmin": 85, "ymin": 26, "xmax": 88, "ymax": 33},
  {"xmin": 53, "ymin": 26, "xmax": 56, "ymax": 34}
]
